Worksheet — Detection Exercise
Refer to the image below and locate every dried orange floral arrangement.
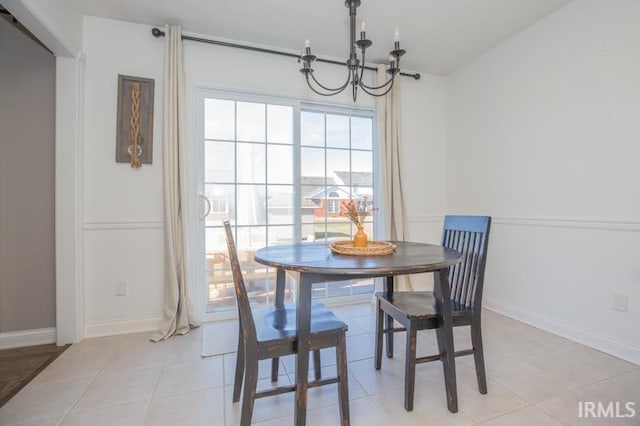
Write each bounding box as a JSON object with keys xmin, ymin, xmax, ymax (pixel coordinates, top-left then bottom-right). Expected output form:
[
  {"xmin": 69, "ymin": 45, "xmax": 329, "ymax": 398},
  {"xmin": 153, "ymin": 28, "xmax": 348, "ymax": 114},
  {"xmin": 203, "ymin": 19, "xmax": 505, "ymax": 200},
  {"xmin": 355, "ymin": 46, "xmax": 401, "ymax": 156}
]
[{"xmin": 340, "ymin": 197, "xmax": 377, "ymax": 227}]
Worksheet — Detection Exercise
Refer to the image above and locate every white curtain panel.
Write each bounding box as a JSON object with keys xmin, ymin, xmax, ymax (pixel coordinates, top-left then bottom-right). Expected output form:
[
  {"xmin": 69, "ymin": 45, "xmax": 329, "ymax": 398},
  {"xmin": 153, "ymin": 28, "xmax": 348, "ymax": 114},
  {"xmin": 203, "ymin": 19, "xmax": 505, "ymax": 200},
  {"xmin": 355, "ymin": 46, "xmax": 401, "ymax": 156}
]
[
  {"xmin": 152, "ymin": 25, "xmax": 199, "ymax": 341},
  {"xmin": 376, "ymin": 64, "xmax": 412, "ymax": 291}
]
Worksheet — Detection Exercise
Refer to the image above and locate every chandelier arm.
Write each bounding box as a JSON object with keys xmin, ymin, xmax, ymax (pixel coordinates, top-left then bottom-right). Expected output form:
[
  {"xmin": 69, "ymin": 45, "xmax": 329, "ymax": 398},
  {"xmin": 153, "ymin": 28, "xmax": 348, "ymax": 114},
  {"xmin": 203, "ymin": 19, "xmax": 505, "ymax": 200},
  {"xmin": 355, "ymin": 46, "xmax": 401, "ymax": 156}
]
[
  {"xmin": 308, "ymin": 67, "xmax": 352, "ymax": 93},
  {"xmin": 359, "ymin": 73, "xmax": 395, "ymax": 90},
  {"xmin": 359, "ymin": 77, "xmax": 395, "ymax": 97},
  {"xmin": 306, "ymin": 74, "xmax": 349, "ymax": 96}
]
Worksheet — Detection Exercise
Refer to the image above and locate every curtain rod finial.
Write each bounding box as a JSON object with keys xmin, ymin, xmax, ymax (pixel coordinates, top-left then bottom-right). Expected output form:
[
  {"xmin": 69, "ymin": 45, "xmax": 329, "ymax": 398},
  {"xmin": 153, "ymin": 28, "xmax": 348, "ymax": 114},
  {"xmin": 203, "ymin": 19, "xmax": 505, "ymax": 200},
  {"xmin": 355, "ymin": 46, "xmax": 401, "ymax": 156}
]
[{"xmin": 151, "ymin": 27, "xmax": 164, "ymax": 37}]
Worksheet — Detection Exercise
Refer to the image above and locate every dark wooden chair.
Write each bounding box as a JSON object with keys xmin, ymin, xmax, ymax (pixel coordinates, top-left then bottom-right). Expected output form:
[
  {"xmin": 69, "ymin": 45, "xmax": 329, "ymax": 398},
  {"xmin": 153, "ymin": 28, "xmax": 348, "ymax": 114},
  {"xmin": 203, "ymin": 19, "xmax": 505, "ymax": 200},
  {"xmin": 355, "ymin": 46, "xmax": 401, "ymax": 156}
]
[
  {"xmin": 374, "ymin": 215, "xmax": 491, "ymax": 412},
  {"xmin": 223, "ymin": 221, "xmax": 350, "ymax": 426}
]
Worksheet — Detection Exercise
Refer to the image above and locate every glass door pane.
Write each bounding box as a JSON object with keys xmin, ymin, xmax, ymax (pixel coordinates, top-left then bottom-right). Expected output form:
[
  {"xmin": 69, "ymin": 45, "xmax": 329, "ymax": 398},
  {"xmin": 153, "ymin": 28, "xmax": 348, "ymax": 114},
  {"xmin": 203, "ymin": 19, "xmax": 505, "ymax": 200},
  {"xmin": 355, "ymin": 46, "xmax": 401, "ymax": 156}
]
[{"xmin": 203, "ymin": 97, "xmax": 296, "ymax": 313}]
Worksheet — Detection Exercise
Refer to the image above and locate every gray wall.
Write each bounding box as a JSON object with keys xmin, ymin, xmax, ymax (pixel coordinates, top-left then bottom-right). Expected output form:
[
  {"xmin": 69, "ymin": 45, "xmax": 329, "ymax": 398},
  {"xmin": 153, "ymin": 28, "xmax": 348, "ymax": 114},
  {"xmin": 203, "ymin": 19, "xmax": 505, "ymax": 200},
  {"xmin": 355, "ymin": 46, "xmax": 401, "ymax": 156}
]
[{"xmin": 0, "ymin": 17, "xmax": 55, "ymax": 332}]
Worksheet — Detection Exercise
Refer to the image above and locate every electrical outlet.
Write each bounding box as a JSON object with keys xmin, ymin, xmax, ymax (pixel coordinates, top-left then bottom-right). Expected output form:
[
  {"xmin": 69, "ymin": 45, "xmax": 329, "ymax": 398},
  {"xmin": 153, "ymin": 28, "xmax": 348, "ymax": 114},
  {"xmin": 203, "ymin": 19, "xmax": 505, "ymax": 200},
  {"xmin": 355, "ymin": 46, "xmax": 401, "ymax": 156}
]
[
  {"xmin": 613, "ymin": 292, "xmax": 628, "ymax": 312},
  {"xmin": 115, "ymin": 281, "xmax": 127, "ymax": 296}
]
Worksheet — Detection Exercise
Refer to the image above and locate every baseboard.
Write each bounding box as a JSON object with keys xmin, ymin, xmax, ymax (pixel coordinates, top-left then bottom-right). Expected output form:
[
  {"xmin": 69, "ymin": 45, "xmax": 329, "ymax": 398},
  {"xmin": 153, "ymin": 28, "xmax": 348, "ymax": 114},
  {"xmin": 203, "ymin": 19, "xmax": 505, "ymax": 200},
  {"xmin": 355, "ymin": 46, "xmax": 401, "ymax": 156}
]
[
  {"xmin": 0, "ymin": 328, "xmax": 57, "ymax": 350},
  {"xmin": 484, "ymin": 298, "xmax": 640, "ymax": 366},
  {"xmin": 84, "ymin": 316, "xmax": 162, "ymax": 338}
]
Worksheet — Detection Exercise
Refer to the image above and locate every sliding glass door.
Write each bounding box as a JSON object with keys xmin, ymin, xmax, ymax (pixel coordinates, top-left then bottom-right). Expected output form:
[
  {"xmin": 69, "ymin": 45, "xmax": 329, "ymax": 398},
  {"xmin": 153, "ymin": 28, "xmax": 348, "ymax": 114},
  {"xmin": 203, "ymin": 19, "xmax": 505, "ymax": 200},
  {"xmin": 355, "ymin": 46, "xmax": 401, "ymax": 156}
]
[{"xmin": 197, "ymin": 90, "xmax": 376, "ymax": 317}]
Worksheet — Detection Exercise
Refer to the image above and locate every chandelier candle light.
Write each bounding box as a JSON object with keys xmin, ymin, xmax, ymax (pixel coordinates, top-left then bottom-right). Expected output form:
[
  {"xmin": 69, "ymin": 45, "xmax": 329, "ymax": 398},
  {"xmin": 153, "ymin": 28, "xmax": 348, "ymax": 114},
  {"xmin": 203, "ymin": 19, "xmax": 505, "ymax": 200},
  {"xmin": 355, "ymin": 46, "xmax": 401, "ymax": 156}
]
[{"xmin": 300, "ymin": 0, "xmax": 408, "ymax": 102}]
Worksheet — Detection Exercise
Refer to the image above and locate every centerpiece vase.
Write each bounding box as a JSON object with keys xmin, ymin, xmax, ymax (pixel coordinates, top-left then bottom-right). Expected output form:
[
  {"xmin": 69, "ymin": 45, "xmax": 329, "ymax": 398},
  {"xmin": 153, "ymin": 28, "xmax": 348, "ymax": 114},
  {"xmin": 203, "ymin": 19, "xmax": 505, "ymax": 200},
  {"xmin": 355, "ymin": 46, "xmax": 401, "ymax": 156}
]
[{"xmin": 353, "ymin": 225, "xmax": 368, "ymax": 248}]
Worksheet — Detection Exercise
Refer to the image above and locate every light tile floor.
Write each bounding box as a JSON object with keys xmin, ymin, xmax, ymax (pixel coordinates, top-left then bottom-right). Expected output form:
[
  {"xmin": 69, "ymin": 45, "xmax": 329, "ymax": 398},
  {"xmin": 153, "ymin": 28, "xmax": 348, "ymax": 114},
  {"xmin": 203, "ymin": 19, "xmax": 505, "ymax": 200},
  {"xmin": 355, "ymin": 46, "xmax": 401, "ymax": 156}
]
[{"xmin": 0, "ymin": 304, "xmax": 638, "ymax": 425}]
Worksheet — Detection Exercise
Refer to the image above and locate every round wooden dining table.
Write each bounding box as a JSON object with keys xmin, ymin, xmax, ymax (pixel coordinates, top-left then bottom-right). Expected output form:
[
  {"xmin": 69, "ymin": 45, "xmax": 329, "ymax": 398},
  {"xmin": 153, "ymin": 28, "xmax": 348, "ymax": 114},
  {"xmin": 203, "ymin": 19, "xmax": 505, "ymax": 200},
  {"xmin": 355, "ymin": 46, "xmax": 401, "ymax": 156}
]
[{"xmin": 254, "ymin": 241, "xmax": 461, "ymax": 425}]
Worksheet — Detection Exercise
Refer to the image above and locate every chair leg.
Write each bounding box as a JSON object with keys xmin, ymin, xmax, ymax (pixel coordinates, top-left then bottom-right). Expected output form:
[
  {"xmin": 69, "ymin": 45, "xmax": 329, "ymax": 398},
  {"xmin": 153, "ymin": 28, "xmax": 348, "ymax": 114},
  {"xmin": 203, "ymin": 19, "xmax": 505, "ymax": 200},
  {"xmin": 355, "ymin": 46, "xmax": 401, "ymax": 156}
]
[
  {"xmin": 385, "ymin": 314, "xmax": 394, "ymax": 358},
  {"xmin": 233, "ymin": 331, "xmax": 245, "ymax": 403},
  {"xmin": 404, "ymin": 326, "xmax": 417, "ymax": 411},
  {"xmin": 313, "ymin": 350, "xmax": 322, "ymax": 381},
  {"xmin": 374, "ymin": 299, "xmax": 384, "ymax": 370},
  {"xmin": 336, "ymin": 332, "xmax": 350, "ymax": 426},
  {"xmin": 470, "ymin": 322, "xmax": 487, "ymax": 394},
  {"xmin": 435, "ymin": 324, "xmax": 458, "ymax": 413},
  {"xmin": 240, "ymin": 351, "xmax": 258, "ymax": 426}
]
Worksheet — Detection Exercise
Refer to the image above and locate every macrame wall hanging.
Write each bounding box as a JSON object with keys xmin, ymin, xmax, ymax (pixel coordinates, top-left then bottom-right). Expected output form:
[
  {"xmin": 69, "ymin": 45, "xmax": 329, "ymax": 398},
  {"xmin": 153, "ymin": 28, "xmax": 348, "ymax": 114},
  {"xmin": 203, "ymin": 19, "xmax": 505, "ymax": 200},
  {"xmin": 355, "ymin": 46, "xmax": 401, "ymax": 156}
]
[{"xmin": 116, "ymin": 75, "xmax": 155, "ymax": 167}]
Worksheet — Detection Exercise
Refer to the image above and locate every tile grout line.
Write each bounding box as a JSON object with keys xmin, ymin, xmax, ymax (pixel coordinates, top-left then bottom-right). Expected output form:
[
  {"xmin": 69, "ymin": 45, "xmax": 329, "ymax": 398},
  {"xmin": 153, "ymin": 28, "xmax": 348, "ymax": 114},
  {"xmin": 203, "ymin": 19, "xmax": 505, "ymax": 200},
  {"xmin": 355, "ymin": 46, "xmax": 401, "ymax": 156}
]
[
  {"xmin": 530, "ymin": 365, "xmax": 640, "ymax": 425},
  {"xmin": 368, "ymin": 392, "xmax": 396, "ymax": 425},
  {"xmin": 139, "ymin": 338, "xmax": 170, "ymax": 426},
  {"xmin": 469, "ymin": 403, "xmax": 567, "ymax": 426},
  {"xmin": 56, "ymin": 335, "xmax": 128, "ymax": 423},
  {"xmin": 483, "ymin": 343, "xmax": 640, "ymax": 424}
]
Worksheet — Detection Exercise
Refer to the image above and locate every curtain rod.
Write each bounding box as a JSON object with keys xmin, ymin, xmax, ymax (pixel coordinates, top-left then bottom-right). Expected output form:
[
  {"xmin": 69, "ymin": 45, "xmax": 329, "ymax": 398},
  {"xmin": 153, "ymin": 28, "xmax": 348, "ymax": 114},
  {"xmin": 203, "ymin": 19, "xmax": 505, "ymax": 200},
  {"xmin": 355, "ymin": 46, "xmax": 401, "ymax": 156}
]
[{"xmin": 151, "ymin": 27, "xmax": 420, "ymax": 80}]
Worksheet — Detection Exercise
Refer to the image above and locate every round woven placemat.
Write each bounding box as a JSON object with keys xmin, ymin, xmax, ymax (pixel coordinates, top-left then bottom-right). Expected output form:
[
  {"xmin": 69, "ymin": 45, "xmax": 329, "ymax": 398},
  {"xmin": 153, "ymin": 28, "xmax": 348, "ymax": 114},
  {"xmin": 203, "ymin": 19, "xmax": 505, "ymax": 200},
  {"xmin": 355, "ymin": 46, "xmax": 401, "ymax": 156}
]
[{"xmin": 328, "ymin": 240, "xmax": 396, "ymax": 256}]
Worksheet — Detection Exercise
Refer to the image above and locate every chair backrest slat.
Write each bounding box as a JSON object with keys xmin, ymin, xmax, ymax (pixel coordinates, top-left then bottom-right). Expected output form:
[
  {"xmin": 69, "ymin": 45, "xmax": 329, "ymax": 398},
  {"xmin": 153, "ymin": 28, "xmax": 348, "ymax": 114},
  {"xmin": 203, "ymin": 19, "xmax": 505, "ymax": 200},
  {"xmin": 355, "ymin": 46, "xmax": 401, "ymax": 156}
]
[
  {"xmin": 223, "ymin": 220, "xmax": 257, "ymax": 343},
  {"xmin": 463, "ymin": 232, "xmax": 480, "ymax": 306},
  {"xmin": 450, "ymin": 231, "xmax": 462, "ymax": 301},
  {"xmin": 444, "ymin": 230, "xmax": 455, "ymax": 293},
  {"xmin": 441, "ymin": 215, "xmax": 491, "ymax": 309},
  {"xmin": 471, "ymin": 231, "xmax": 489, "ymax": 307},
  {"xmin": 460, "ymin": 231, "xmax": 474, "ymax": 303},
  {"xmin": 448, "ymin": 229, "xmax": 462, "ymax": 298},
  {"xmin": 457, "ymin": 231, "xmax": 471, "ymax": 305}
]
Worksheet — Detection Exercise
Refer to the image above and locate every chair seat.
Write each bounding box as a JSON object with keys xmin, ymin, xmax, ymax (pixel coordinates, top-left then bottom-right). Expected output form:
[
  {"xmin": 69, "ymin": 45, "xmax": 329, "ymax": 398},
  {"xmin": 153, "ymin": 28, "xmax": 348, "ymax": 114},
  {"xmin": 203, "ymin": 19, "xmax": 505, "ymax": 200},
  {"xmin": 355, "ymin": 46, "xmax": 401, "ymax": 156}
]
[
  {"xmin": 254, "ymin": 301, "xmax": 347, "ymax": 344},
  {"xmin": 376, "ymin": 291, "xmax": 474, "ymax": 325}
]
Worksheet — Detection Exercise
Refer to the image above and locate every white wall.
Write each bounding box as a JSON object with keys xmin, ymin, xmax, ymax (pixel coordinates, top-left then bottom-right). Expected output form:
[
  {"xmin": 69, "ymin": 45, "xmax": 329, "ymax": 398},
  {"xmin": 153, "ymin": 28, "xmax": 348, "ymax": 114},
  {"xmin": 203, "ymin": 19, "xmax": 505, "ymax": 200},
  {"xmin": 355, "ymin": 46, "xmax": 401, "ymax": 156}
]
[
  {"xmin": 81, "ymin": 16, "xmax": 446, "ymax": 336},
  {"xmin": 82, "ymin": 17, "xmax": 165, "ymax": 337},
  {"xmin": 400, "ymin": 74, "xmax": 447, "ymax": 244},
  {"xmin": 445, "ymin": 0, "xmax": 640, "ymax": 363}
]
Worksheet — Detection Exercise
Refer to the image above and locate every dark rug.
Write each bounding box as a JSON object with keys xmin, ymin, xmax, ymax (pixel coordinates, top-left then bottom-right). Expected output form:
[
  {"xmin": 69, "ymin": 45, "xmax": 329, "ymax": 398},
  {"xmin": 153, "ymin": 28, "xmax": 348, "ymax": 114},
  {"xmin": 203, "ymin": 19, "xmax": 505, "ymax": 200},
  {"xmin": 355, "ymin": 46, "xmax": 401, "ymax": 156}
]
[{"xmin": 0, "ymin": 343, "xmax": 69, "ymax": 407}]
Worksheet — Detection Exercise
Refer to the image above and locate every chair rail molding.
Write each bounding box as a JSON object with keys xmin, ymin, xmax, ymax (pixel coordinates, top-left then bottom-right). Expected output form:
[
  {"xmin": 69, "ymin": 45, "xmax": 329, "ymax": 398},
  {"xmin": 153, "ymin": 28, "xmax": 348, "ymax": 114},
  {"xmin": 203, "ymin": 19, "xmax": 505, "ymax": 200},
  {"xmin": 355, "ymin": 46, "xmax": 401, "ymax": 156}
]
[
  {"xmin": 83, "ymin": 220, "xmax": 164, "ymax": 231},
  {"xmin": 492, "ymin": 216, "xmax": 640, "ymax": 232}
]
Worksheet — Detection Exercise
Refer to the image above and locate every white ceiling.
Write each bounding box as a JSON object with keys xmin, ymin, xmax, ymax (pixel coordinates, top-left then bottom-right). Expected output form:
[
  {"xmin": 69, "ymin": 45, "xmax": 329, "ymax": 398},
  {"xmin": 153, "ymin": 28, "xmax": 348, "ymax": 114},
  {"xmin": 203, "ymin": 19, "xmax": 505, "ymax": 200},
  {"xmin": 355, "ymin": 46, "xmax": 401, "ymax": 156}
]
[{"xmin": 76, "ymin": 0, "xmax": 573, "ymax": 75}]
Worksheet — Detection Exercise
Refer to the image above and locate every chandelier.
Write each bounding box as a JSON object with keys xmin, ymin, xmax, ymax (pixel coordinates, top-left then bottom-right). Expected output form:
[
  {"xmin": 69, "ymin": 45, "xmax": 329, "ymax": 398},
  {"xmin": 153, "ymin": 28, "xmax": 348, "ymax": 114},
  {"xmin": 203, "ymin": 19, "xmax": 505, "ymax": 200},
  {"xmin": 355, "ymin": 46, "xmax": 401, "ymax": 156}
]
[{"xmin": 299, "ymin": 0, "xmax": 407, "ymax": 102}]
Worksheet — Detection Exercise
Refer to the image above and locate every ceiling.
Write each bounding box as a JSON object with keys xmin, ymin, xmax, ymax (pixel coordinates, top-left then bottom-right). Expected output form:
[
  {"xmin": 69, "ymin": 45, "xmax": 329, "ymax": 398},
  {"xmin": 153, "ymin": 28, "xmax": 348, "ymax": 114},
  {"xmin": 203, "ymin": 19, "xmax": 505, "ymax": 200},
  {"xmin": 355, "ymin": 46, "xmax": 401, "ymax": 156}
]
[{"xmin": 76, "ymin": 0, "xmax": 573, "ymax": 75}]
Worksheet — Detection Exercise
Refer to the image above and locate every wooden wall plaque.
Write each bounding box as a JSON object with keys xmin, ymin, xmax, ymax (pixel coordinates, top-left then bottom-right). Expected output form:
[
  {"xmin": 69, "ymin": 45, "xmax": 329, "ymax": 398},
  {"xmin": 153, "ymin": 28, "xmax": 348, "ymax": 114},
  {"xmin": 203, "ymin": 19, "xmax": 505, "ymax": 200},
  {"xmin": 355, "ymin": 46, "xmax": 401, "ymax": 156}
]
[{"xmin": 116, "ymin": 75, "xmax": 154, "ymax": 166}]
